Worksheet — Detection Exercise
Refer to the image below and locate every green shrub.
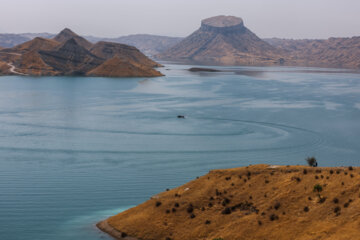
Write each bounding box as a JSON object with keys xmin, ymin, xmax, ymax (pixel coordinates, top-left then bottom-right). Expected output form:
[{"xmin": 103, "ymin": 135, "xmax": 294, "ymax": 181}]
[
  {"xmin": 313, "ymin": 184, "xmax": 323, "ymax": 193},
  {"xmin": 306, "ymin": 157, "xmax": 318, "ymax": 167}
]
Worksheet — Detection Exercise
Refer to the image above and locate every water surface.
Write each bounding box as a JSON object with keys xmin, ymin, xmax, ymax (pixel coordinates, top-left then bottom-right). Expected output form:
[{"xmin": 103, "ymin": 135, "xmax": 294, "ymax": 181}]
[{"xmin": 0, "ymin": 64, "xmax": 359, "ymax": 239}]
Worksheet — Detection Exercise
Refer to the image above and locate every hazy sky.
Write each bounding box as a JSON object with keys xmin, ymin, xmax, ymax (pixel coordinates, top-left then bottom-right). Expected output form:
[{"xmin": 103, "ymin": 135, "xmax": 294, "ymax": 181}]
[{"xmin": 1, "ymin": 0, "xmax": 360, "ymax": 39}]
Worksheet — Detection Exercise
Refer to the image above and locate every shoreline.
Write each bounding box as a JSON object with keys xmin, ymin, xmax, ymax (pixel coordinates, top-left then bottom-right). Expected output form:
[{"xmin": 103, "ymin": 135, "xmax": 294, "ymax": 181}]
[{"xmin": 97, "ymin": 220, "xmax": 139, "ymax": 240}]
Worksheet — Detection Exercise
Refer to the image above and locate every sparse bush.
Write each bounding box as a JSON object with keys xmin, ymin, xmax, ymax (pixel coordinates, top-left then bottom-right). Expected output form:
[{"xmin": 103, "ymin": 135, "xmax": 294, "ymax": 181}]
[
  {"xmin": 187, "ymin": 205, "xmax": 194, "ymax": 213},
  {"xmin": 333, "ymin": 198, "xmax": 339, "ymax": 204},
  {"xmin": 308, "ymin": 197, "xmax": 312, "ymax": 201},
  {"xmin": 269, "ymin": 214, "xmax": 279, "ymax": 221},
  {"xmin": 334, "ymin": 206, "xmax": 341, "ymax": 213},
  {"xmin": 330, "ymin": 170, "xmax": 334, "ymax": 174},
  {"xmin": 318, "ymin": 197, "xmax": 326, "ymax": 204},
  {"xmin": 190, "ymin": 213, "xmax": 196, "ymax": 218},
  {"xmin": 174, "ymin": 202, "xmax": 179, "ymax": 207},
  {"xmin": 121, "ymin": 232, "xmax": 127, "ymax": 238},
  {"xmin": 349, "ymin": 166, "xmax": 353, "ymax": 171},
  {"xmin": 313, "ymin": 184, "xmax": 323, "ymax": 193},
  {"xmin": 304, "ymin": 206, "xmax": 309, "ymax": 212},
  {"xmin": 258, "ymin": 220, "xmax": 262, "ymax": 226},
  {"xmin": 222, "ymin": 207, "xmax": 231, "ymax": 214},
  {"xmin": 165, "ymin": 209, "xmax": 170, "ymax": 214},
  {"xmin": 303, "ymin": 169, "xmax": 308, "ymax": 174},
  {"xmin": 155, "ymin": 201, "xmax": 162, "ymax": 207},
  {"xmin": 306, "ymin": 157, "xmax": 318, "ymax": 167},
  {"xmin": 205, "ymin": 220, "xmax": 211, "ymax": 224},
  {"xmin": 344, "ymin": 202, "xmax": 350, "ymax": 208},
  {"xmin": 274, "ymin": 202, "xmax": 281, "ymax": 210}
]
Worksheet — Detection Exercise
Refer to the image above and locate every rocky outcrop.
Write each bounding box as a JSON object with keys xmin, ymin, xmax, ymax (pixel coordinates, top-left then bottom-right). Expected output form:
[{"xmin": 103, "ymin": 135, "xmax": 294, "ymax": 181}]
[
  {"xmin": 157, "ymin": 15, "xmax": 285, "ymax": 66},
  {"xmin": 53, "ymin": 28, "xmax": 93, "ymax": 50},
  {"xmin": 39, "ymin": 38, "xmax": 103, "ymax": 75},
  {"xmin": 0, "ymin": 28, "xmax": 163, "ymax": 77}
]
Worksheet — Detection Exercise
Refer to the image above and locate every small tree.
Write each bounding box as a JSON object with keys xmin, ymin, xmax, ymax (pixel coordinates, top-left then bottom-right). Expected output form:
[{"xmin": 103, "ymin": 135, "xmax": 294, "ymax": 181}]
[
  {"xmin": 306, "ymin": 157, "xmax": 318, "ymax": 167},
  {"xmin": 313, "ymin": 184, "xmax": 323, "ymax": 198}
]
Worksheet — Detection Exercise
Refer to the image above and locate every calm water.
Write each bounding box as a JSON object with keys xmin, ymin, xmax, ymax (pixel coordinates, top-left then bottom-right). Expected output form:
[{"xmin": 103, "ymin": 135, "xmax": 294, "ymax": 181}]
[{"xmin": 0, "ymin": 64, "xmax": 360, "ymax": 240}]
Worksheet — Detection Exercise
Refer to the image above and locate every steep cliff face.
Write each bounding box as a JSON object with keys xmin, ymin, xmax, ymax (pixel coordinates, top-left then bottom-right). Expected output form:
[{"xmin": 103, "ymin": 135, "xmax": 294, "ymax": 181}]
[
  {"xmin": 157, "ymin": 15, "xmax": 285, "ymax": 66},
  {"xmin": 0, "ymin": 28, "xmax": 163, "ymax": 77}
]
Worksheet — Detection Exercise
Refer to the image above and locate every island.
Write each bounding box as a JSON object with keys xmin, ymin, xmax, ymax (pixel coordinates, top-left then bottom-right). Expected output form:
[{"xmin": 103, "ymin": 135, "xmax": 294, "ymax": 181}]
[{"xmin": 98, "ymin": 164, "xmax": 360, "ymax": 240}]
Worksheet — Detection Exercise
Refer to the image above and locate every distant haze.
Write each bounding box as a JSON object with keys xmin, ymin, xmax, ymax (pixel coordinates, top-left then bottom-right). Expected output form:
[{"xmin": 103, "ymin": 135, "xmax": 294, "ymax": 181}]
[{"xmin": 1, "ymin": 0, "xmax": 360, "ymax": 39}]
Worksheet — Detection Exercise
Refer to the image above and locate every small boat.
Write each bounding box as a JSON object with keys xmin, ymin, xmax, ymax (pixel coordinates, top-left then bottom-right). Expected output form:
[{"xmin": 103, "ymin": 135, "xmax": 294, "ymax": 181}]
[{"xmin": 177, "ymin": 115, "xmax": 185, "ymax": 119}]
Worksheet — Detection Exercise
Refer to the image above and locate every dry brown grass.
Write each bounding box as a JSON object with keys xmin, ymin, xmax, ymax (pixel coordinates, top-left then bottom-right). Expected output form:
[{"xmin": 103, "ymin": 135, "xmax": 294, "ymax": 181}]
[{"xmin": 100, "ymin": 164, "xmax": 360, "ymax": 240}]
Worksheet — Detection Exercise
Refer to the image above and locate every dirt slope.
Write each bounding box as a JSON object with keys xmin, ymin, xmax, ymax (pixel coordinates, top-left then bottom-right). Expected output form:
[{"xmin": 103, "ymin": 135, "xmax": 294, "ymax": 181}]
[{"xmin": 98, "ymin": 164, "xmax": 360, "ymax": 240}]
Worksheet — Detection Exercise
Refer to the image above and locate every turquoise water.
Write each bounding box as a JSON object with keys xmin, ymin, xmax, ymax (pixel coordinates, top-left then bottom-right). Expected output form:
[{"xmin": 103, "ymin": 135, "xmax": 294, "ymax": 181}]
[{"xmin": 0, "ymin": 64, "xmax": 360, "ymax": 239}]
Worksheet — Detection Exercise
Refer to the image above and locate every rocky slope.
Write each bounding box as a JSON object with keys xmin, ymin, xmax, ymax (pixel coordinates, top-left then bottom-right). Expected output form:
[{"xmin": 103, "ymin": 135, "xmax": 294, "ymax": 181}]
[
  {"xmin": 98, "ymin": 164, "xmax": 360, "ymax": 240},
  {"xmin": 157, "ymin": 15, "xmax": 286, "ymax": 66},
  {"xmin": 0, "ymin": 29, "xmax": 163, "ymax": 77},
  {"xmin": 105, "ymin": 34, "xmax": 183, "ymax": 56},
  {"xmin": 265, "ymin": 37, "xmax": 360, "ymax": 69},
  {"xmin": 90, "ymin": 41, "xmax": 162, "ymax": 68},
  {"xmin": 53, "ymin": 28, "xmax": 93, "ymax": 50}
]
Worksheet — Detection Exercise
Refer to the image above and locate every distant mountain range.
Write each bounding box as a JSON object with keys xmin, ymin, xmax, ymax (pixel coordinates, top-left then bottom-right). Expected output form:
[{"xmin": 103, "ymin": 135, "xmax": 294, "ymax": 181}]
[
  {"xmin": 263, "ymin": 37, "xmax": 360, "ymax": 69},
  {"xmin": 0, "ymin": 32, "xmax": 182, "ymax": 56},
  {"xmin": 0, "ymin": 28, "xmax": 163, "ymax": 77},
  {"xmin": 1, "ymin": 16, "xmax": 360, "ymax": 69}
]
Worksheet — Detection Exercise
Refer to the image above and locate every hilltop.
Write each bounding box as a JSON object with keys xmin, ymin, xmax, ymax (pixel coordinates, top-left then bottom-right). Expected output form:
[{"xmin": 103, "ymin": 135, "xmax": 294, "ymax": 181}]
[
  {"xmin": 98, "ymin": 164, "xmax": 360, "ymax": 240},
  {"xmin": 0, "ymin": 29, "xmax": 163, "ymax": 77}
]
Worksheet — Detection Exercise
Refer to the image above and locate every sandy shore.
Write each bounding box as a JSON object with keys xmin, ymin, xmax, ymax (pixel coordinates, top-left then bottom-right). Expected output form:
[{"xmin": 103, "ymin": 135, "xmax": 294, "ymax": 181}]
[{"xmin": 97, "ymin": 220, "xmax": 139, "ymax": 240}]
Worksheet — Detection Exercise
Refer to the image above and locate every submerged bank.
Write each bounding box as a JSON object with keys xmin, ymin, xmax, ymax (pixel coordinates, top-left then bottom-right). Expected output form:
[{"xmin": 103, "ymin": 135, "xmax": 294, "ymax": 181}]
[{"xmin": 98, "ymin": 164, "xmax": 360, "ymax": 240}]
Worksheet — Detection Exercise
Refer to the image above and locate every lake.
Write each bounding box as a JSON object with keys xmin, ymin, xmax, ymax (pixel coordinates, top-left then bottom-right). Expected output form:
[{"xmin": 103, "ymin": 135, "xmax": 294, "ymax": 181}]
[{"xmin": 0, "ymin": 64, "xmax": 359, "ymax": 240}]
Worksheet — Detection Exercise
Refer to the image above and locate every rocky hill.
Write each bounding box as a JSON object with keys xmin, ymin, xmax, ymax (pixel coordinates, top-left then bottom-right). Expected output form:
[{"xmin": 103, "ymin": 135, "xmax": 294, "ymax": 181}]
[
  {"xmin": 156, "ymin": 15, "xmax": 286, "ymax": 66},
  {"xmin": 53, "ymin": 28, "xmax": 93, "ymax": 50},
  {"xmin": 98, "ymin": 164, "xmax": 360, "ymax": 240},
  {"xmin": 265, "ymin": 37, "xmax": 360, "ymax": 69},
  {"xmin": 0, "ymin": 29, "xmax": 163, "ymax": 77}
]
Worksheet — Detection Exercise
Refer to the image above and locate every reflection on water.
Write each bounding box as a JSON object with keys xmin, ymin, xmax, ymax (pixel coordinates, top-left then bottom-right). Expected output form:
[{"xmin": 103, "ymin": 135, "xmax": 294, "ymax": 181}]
[{"xmin": 0, "ymin": 64, "xmax": 360, "ymax": 240}]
